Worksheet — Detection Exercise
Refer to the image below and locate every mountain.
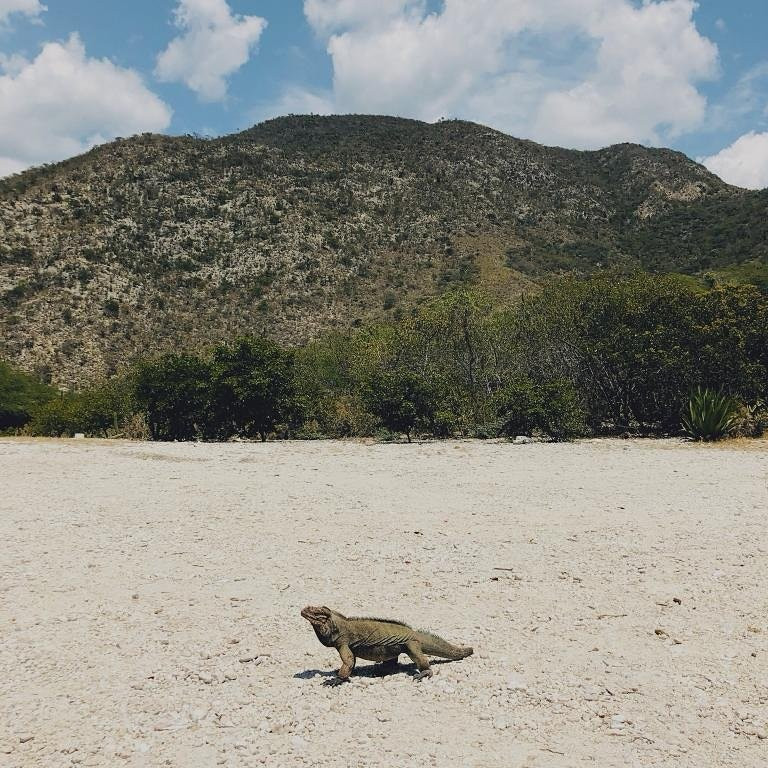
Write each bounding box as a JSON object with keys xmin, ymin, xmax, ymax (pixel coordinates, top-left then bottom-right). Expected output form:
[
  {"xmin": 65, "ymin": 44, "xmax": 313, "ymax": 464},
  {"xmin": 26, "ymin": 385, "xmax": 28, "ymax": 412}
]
[{"xmin": 1, "ymin": 114, "xmax": 766, "ymax": 386}]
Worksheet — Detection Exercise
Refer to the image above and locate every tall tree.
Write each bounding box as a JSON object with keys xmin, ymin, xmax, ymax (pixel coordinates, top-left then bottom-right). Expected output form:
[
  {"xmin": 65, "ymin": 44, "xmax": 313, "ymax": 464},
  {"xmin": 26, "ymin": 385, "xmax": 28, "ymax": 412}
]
[
  {"xmin": 209, "ymin": 337, "xmax": 296, "ymax": 441},
  {"xmin": 134, "ymin": 354, "xmax": 212, "ymax": 441}
]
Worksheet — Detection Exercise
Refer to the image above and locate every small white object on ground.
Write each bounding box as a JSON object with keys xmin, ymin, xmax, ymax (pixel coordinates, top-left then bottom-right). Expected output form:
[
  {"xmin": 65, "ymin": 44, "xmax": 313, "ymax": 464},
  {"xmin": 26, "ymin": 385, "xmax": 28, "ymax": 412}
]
[{"xmin": 506, "ymin": 673, "xmax": 528, "ymax": 692}]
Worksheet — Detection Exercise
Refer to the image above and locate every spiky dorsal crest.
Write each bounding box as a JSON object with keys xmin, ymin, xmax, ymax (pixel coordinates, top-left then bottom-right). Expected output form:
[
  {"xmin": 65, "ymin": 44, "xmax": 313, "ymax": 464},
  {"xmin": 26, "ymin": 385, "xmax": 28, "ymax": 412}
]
[{"xmin": 348, "ymin": 616, "xmax": 413, "ymax": 628}]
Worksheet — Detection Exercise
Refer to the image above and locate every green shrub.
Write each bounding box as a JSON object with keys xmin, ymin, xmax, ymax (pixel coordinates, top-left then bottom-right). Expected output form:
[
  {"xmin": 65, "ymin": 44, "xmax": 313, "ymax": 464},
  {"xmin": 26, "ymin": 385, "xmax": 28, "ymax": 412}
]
[
  {"xmin": 103, "ymin": 298, "xmax": 120, "ymax": 317},
  {"xmin": 513, "ymin": 273, "xmax": 768, "ymax": 432},
  {"xmin": 733, "ymin": 401, "xmax": 768, "ymax": 438},
  {"xmin": 0, "ymin": 360, "xmax": 56, "ymax": 431},
  {"xmin": 27, "ymin": 396, "xmax": 79, "ymax": 436},
  {"xmin": 308, "ymin": 393, "xmax": 375, "ymax": 438},
  {"xmin": 27, "ymin": 378, "xmax": 137, "ymax": 437},
  {"xmin": 493, "ymin": 376, "xmax": 587, "ymax": 441},
  {"xmin": 471, "ymin": 420, "xmax": 503, "ymax": 440},
  {"xmin": 134, "ymin": 354, "xmax": 212, "ymax": 441},
  {"xmin": 208, "ymin": 336, "xmax": 297, "ymax": 441},
  {"xmin": 681, "ymin": 387, "xmax": 740, "ymax": 441},
  {"xmin": 429, "ymin": 410, "xmax": 457, "ymax": 438},
  {"xmin": 12, "ymin": 270, "xmax": 768, "ymax": 444},
  {"xmin": 362, "ymin": 368, "xmax": 438, "ymax": 442}
]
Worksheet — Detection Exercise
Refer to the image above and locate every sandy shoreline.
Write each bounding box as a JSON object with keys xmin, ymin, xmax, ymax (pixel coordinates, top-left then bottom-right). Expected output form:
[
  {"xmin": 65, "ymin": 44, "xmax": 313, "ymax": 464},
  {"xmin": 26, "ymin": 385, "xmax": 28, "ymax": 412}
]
[{"xmin": 1, "ymin": 438, "xmax": 766, "ymax": 767}]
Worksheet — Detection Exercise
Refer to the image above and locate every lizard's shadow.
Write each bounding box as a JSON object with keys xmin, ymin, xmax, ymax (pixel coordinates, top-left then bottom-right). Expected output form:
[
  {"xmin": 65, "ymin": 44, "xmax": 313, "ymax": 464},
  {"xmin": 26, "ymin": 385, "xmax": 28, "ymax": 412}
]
[{"xmin": 294, "ymin": 659, "xmax": 455, "ymax": 681}]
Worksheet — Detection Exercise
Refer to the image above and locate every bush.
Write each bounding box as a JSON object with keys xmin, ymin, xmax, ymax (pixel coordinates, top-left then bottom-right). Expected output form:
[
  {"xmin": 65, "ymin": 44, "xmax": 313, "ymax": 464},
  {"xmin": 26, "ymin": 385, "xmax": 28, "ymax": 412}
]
[
  {"xmin": 120, "ymin": 411, "xmax": 151, "ymax": 440},
  {"xmin": 294, "ymin": 332, "xmax": 365, "ymax": 435},
  {"xmin": 103, "ymin": 298, "xmax": 120, "ymax": 317},
  {"xmin": 429, "ymin": 410, "xmax": 457, "ymax": 438},
  {"xmin": 493, "ymin": 376, "xmax": 587, "ymax": 441},
  {"xmin": 0, "ymin": 359, "xmax": 55, "ymax": 430},
  {"xmin": 133, "ymin": 338, "xmax": 298, "ymax": 442},
  {"xmin": 27, "ymin": 396, "xmax": 80, "ymax": 437},
  {"xmin": 733, "ymin": 401, "xmax": 768, "ymax": 438},
  {"xmin": 14, "ymin": 270, "xmax": 768, "ymax": 444},
  {"xmin": 309, "ymin": 393, "xmax": 376, "ymax": 438},
  {"xmin": 512, "ymin": 273, "xmax": 768, "ymax": 432},
  {"xmin": 681, "ymin": 387, "xmax": 740, "ymax": 441},
  {"xmin": 208, "ymin": 336, "xmax": 297, "ymax": 441},
  {"xmin": 27, "ymin": 377, "xmax": 137, "ymax": 437},
  {"xmin": 134, "ymin": 354, "xmax": 212, "ymax": 440},
  {"xmin": 362, "ymin": 368, "xmax": 438, "ymax": 442}
]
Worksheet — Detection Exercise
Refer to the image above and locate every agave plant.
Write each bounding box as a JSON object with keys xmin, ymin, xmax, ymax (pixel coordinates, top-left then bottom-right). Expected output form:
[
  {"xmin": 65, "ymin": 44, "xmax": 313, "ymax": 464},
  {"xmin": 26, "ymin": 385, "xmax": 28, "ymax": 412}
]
[{"xmin": 681, "ymin": 386, "xmax": 739, "ymax": 441}]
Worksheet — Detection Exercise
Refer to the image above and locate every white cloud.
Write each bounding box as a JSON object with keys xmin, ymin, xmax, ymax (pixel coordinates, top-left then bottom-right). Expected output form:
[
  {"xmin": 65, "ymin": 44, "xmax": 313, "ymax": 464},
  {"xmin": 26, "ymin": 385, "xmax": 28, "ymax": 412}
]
[
  {"xmin": 702, "ymin": 132, "xmax": 768, "ymax": 190},
  {"xmin": 0, "ymin": 34, "xmax": 172, "ymax": 177},
  {"xmin": 296, "ymin": 0, "xmax": 718, "ymax": 149},
  {"xmin": 156, "ymin": 0, "xmax": 267, "ymax": 101},
  {"xmin": 533, "ymin": 1, "xmax": 717, "ymax": 147},
  {"xmin": 0, "ymin": 0, "xmax": 44, "ymax": 24},
  {"xmin": 261, "ymin": 85, "xmax": 335, "ymax": 118},
  {"xmin": 304, "ymin": 0, "xmax": 422, "ymax": 34},
  {"xmin": 0, "ymin": 155, "xmax": 27, "ymax": 177},
  {"xmin": 708, "ymin": 62, "xmax": 768, "ymax": 131}
]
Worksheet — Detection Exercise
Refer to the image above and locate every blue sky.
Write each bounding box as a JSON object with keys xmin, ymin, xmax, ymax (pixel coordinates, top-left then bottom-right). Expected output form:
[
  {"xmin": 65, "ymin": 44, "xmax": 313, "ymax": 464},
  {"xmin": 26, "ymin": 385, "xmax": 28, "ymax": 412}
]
[{"xmin": 1, "ymin": 1, "xmax": 767, "ymax": 187}]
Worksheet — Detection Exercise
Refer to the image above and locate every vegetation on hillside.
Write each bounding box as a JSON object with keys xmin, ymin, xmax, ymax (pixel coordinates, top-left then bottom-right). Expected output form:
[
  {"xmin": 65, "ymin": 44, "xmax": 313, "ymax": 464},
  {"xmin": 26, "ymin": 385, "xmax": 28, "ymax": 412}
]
[
  {"xmin": 1, "ymin": 115, "xmax": 765, "ymax": 387},
  {"xmin": 6, "ymin": 272, "xmax": 767, "ymax": 442}
]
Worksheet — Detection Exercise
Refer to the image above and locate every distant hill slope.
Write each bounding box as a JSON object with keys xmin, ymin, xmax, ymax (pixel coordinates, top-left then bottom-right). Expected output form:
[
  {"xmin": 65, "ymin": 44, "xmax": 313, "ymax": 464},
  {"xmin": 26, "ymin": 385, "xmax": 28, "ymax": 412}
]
[{"xmin": 1, "ymin": 114, "xmax": 766, "ymax": 386}]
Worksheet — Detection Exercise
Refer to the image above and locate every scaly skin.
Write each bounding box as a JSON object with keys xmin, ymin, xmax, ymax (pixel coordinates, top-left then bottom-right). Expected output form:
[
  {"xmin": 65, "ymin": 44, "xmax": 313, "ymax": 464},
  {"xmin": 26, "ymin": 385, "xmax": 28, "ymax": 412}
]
[{"xmin": 300, "ymin": 606, "xmax": 473, "ymax": 686}]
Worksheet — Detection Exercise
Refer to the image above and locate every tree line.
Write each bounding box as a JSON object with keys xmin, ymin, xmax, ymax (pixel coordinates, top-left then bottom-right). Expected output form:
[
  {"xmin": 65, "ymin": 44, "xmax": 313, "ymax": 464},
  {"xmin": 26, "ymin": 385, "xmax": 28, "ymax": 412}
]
[{"xmin": 3, "ymin": 271, "xmax": 767, "ymax": 442}]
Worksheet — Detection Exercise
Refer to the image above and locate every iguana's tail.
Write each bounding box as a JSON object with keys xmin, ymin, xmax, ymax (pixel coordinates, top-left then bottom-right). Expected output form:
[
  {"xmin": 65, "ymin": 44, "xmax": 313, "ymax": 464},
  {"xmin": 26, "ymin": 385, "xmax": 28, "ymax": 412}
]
[{"xmin": 416, "ymin": 631, "xmax": 473, "ymax": 660}]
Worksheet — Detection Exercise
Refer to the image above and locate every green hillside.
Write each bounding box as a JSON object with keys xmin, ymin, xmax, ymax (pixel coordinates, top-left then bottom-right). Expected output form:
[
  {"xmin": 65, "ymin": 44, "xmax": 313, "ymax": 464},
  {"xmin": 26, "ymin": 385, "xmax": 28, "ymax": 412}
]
[{"xmin": 1, "ymin": 114, "xmax": 765, "ymax": 386}]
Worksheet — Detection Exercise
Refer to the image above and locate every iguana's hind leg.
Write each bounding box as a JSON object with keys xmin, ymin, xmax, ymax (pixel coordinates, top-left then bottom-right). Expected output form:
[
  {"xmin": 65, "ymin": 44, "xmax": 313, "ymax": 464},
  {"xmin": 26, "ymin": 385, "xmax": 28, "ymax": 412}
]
[
  {"xmin": 404, "ymin": 640, "xmax": 433, "ymax": 681},
  {"xmin": 376, "ymin": 656, "xmax": 401, "ymax": 675}
]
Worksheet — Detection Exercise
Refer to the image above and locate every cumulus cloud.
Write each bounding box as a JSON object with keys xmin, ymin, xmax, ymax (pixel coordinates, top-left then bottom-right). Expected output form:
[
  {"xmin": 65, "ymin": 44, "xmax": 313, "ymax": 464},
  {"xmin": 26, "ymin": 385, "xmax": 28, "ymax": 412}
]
[
  {"xmin": 304, "ymin": 0, "xmax": 422, "ymax": 34},
  {"xmin": 296, "ymin": 0, "xmax": 718, "ymax": 149},
  {"xmin": 0, "ymin": 0, "xmax": 44, "ymax": 24},
  {"xmin": 702, "ymin": 132, "xmax": 768, "ymax": 190},
  {"xmin": 0, "ymin": 34, "xmax": 172, "ymax": 177},
  {"xmin": 156, "ymin": 0, "xmax": 267, "ymax": 101},
  {"xmin": 259, "ymin": 85, "xmax": 335, "ymax": 120}
]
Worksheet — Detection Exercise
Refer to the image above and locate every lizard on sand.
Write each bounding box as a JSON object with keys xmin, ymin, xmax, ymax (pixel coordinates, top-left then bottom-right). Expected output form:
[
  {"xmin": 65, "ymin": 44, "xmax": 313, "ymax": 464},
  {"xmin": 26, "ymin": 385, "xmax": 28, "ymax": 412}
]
[{"xmin": 301, "ymin": 605, "xmax": 473, "ymax": 686}]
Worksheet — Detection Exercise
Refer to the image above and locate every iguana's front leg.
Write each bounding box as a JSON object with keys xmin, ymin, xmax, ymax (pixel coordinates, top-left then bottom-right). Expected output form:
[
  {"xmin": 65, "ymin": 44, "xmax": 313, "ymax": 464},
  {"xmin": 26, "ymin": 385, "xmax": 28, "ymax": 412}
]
[{"xmin": 324, "ymin": 644, "xmax": 355, "ymax": 686}]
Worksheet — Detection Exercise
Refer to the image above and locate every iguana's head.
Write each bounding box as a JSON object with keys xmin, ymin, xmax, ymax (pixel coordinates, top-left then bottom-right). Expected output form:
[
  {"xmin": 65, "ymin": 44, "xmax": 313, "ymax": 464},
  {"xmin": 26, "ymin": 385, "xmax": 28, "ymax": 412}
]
[{"xmin": 301, "ymin": 605, "xmax": 342, "ymax": 645}]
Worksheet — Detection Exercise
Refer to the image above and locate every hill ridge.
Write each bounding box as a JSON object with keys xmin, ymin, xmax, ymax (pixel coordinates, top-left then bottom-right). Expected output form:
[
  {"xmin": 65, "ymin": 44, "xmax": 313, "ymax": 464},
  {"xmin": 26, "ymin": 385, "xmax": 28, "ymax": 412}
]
[{"xmin": 0, "ymin": 114, "xmax": 765, "ymax": 386}]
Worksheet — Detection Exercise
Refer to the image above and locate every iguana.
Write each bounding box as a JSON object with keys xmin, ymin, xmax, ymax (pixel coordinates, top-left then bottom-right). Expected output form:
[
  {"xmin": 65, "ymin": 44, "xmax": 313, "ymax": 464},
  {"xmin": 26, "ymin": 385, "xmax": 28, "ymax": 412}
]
[{"xmin": 300, "ymin": 605, "xmax": 473, "ymax": 686}]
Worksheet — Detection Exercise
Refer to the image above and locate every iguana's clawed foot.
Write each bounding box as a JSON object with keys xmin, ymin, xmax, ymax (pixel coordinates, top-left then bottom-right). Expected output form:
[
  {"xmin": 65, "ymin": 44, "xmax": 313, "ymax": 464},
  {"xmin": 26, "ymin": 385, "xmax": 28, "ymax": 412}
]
[
  {"xmin": 324, "ymin": 676, "xmax": 348, "ymax": 687},
  {"xmin": 413, "ymin": 670, "xmax": 433, "ymax": 682}
]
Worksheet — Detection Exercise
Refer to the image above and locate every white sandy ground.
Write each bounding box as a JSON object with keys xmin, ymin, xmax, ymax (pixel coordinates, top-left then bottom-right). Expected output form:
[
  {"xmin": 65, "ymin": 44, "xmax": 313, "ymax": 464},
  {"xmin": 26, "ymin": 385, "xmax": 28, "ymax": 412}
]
[{"xmin": 0, "ymin": 438, "xmax": 767, "ymax": 768}]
